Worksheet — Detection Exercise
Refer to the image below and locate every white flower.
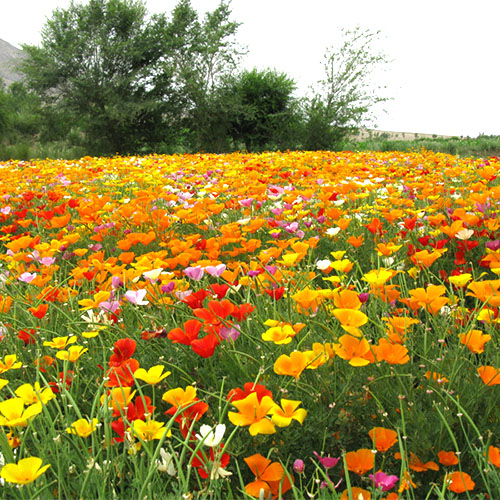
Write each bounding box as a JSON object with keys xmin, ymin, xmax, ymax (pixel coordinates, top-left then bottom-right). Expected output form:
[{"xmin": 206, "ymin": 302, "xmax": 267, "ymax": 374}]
[
  {"xmin": 326, "ymin": 227, "xmax": 341, "ymax": 237},
  {"xmin": 316, "ymin": 259, "xmax": 332, "ymax": 270},
  {"xmin": 143, "ymin": 268, "xmax": 164, "ymax": 281},
  {"xmin": 455, "ymin": 228, "xmax": 474, "ymax": 240},
  {"xmin": 157, "ymin": 449, "xmax": 177, "ymax": 476},
  {"xmin": 195, "ymin": 423, "xmax": 226, "ymax": 448},
  {"xmin": 382, "ymin": 257, "xmax": 395, "ymax": 266},
  {"xmin": 81, "ymin": 309, "xmax": 114, "ymax": 326}
]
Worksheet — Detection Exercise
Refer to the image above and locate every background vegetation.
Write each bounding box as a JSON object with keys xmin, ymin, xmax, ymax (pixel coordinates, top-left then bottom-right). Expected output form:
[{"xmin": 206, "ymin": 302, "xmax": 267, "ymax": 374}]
[{"xmin": 0, "ymin": 0, "xmax": 498, "ymax": 160}]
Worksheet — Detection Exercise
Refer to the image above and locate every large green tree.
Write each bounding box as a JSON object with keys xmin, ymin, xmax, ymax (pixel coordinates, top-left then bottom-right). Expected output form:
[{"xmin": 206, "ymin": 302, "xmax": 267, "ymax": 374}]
[
  {"xmin": 216, "ymin": 68, "xmax": 300, "ymax": 152},
  {"xmin": 302, "ymin": 27, "xmax": 390, "ymax": 150},
  {"xmin": 20, "ymin": 0, "xmax": 241, "ymax": 155}
]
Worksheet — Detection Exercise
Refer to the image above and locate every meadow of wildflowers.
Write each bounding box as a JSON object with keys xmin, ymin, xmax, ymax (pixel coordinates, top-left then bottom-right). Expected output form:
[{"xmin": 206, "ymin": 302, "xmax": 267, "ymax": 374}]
[{"xmin": 0, "ymin": 150, "xmax": 500, "ymax": 498}]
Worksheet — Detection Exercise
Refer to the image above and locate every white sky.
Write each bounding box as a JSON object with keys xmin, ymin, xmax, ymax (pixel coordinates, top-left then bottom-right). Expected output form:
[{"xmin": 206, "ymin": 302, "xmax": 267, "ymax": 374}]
[{"xmin": 1, "ymin": 0, "xmax": 499, "ymax": 137}]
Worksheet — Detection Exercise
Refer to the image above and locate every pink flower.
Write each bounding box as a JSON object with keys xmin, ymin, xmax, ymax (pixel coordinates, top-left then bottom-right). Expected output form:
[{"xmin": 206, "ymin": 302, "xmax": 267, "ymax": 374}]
[
  {"xmin": 369, "ymin": 471, "xmax": 398, "ymax": 492},
  {"xmin": 293, "ymin": 459, "xmax": 304, "ymax": 474},
  {"xmin": 124, "ymin": 289, "xmax": 149, "ymax": 305},
  {"xmin": 313, "ymin": 451, "xmax": 340, "ymax": 469},
  {"xmin": 18, "ymin": 272, "xmax": 37, "ymax": 283},
  {"xmin": 184, "ymin": 266, "xmax": 205, "ymax": 281},
  {"xmin": 238, "ymin": 198, "xmax": 254, "ymax": 207},
  {"xmin": 204, "ymin": 264, "xmax": 226, "ymax": 277},
  {"xmin": 219, "ymin": 325, "xmax": 241, "ymax": 341}
]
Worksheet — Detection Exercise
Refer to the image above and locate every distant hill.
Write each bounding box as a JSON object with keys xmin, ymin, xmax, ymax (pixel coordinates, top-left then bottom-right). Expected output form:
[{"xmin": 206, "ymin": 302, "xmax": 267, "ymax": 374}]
[{"xmin": 0, "ymin": 39, "xmax": 24, "ymax": 87}]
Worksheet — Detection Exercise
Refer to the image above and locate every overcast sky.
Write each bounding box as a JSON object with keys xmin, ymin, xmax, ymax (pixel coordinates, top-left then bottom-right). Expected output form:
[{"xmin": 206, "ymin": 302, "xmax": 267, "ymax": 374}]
[{"xmin": 2, "ymin": 0, "xmax": 499, "ymax": 137}]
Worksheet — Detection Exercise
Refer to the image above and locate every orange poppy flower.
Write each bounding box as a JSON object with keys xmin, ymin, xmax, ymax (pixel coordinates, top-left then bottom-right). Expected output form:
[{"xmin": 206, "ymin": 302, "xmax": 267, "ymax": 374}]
[
  {"xmin": 437, "ymin": 450, "xmax": 459, "ymax": 466},
  {"xmin": 228, "ymin": 392, "xmax": 277, "ymax": 436},
  {"xmin": 411, "ymin": 249, "xmax": 446, "ymax": 268},
  {"xmin": 340, "ymin": 487, "xmax": 371, "ymax": 500},
  {"xmin": 405, "ymin": 285, "xmax": 449, "ymax": 314},
  {"xmin": 375, "ymin": 242, "xmax": 402, "ymax": 256},
  {"xmin": 334, "ymin": 335, "xmax": 374, "ymax": 367},
  {"xmin": 424, "ymin": 371, "xmax": 449, "ymax": 384},
  {"xmin": 445, "ymin": 471, "xmax": 475, "ymax": 493},
  {"xmin": 466, "ymin": 279, "xmax": 500, "ymax": 307},
  {"xmin": 374, "ymin": 338, "xmax": 409, "ymax": 365},
  {"xmin": 371, "ymin": 284, "xmax": 401, "ymax": 303},
  {"xmin": 28, "ymin": 303, "xmax": 49, "ymax": 319},
  {"xmin": 331, "ymin": 289, "xmax": 361, "ymax": 310},
  {"xmin": 347, "ymin": 235, "xmax": 364, "ymax": 247},
  {"xmin": 369, "ymin": 427, "xmax": 398, "ymax": 452},
  {"xmin": 395, "ymin": 452, "xmax": 439, "ymax": 472},
  {"xmin": 459, "ymin": 329, "xmax": 491, "ymax": 354},
  {"xmin": 0, "ymin": 295, "xmax": 12, "ymax": 313},
  {"xmin": 291, "ymin": 288, "xmax": 323, "ymax": 313},
  {"xmin": 333, "ymin": 309, "xmax": 368, "ymax": 337},
  {"xmin": 345, "ymin": 448, "xmax": 375, "ymax": 475},
  {"xmin": 382, "ymin": 316, "xmax": 419, "ymax": 334},
  {"xmin": 478, "ymin": 366, "xmax": 500, "ymax": 386},
  {"xmin": 398, "ymin": 469, "xmax": 416, "ymax": 492},
  {"xmin": 50, "ymin": 212, "xmax": 71, "ymax": 228},
  {"xmin": 273, "ymin": 351, "xmax": 312, "ymax": 379},
  {"xmin": 244, "ymin": 453, "xmax": 291, "ymax": 499},
  {"xmin": 488, "ymin": 445, "xmax": 500, "ymax": 468}
]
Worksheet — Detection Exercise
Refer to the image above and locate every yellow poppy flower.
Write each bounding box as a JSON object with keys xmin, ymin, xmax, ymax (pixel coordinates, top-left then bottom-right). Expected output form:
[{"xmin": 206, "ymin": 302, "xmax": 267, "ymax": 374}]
[
  {"xmin": 66, "ymin": 418, "xmax": 98, "ymax": 438},
  {"xmin": 134, "ymin": 365, "xmax": 171, "ymax": 385},
  {"xmin": 1, "ymin": 456, "xmax": 50, "ymax": 484}
]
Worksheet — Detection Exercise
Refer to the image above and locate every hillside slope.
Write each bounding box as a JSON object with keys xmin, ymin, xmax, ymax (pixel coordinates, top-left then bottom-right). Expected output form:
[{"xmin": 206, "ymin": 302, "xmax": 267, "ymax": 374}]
[{"xmin": 0, "ymin": 39, "xmax": 24, "ymax": 87}]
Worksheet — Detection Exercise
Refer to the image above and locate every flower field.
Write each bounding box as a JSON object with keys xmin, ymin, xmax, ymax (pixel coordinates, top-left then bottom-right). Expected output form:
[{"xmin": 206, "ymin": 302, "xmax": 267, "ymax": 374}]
[{"xmin": 1, "ymin": 150, "xmax": 500, "ymax": 498}]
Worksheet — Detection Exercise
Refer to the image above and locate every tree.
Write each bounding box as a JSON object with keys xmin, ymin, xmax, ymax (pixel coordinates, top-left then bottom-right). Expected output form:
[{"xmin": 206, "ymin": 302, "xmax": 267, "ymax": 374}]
[
  {"xmin": 19, "ymin": 0, "xmax": 242, "ymax": 155},
  {"xmin": 302, "ymin": 27, "xmax": 390, "ymax": 150},
  {"xmin": 0, "ymin": 81, "xmax": 10, "ymax": 142},
  {"xmin": 164, "ymin": 0, "xmax": 245, "ymax": 151},
  {"xmin": 217, "ymin": 68, "xmax": 300, "ymax": 152}
]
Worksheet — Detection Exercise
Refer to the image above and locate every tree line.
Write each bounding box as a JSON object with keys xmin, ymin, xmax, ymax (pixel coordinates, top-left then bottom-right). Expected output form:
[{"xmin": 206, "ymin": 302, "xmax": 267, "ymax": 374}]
[{"xmin": 0, "ymin": 0, "xmax": 389, "ymax": 158}]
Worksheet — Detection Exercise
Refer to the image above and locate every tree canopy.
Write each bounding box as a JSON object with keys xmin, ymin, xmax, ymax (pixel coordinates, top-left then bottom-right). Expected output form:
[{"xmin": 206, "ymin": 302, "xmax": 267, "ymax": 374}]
[
  {"xmin": 5, "ymin": 1, "xmax": 390, "ymax": 158},
  {"xmin": 19, "ymin": 0, "xmax": 242, "ymax": 155}
]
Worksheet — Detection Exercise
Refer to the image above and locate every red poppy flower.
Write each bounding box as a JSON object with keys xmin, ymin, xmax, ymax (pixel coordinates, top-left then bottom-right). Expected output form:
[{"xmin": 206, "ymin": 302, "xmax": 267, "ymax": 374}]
[{"xmin": 109, "ymin": 338, "xmax": 136, "ymax": 367}]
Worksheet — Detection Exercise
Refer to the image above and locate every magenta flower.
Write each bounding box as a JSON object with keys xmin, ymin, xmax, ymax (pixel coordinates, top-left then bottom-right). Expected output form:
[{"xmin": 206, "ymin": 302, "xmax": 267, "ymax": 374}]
[
  {"xmin": 293, "ymin": 459, "xmax": 304, "ymax": 474},
  {"xmin": 486, "ymin": 240, "xmax": 500, "ymax": 251},
  {"xmin": 112, "ymin": 276, "xmax": 124, "ymax": 289},
  {"xmin": 369, "ymin": 471, "xmax": 398, "ymax": 491},
  {"xmin": 313, "ymin": 451, "xmax": 340, "ymax": 469},
  {"xmin": 238, "ymin": 198, "xmax": 254, "ymax": 207},
  {"xmin": 161, "ymin": 282, "xmax": 175, "ymax": 293}
]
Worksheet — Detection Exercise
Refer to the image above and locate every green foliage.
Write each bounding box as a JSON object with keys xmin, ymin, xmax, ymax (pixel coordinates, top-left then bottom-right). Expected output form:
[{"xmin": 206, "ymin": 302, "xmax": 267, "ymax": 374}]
[
  {"xmin": 345, "ymin": 135, "xmax": 500, "ymax": 158},
  {"xmin": 19, "ymin": 0, "xmax": 242, "ymax": 156},
  {"xmin": 302, "ymin": 27, "xmax": 390, "ymax": 150},
  {"xmin": 216, "ymin": 68, "xmax": 300, "ymax": 152},
  {"xmin": 0, "ymin": 81, "xmax": 10, "ymax": 141}
]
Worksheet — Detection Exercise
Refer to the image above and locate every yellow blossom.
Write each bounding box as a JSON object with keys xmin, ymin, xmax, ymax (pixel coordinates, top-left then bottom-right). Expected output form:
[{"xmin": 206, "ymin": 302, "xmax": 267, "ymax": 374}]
[
  {"xmin": 131, "ymin": 419, "xmax": 171, "ymax": 441},
  {"xmin": 134, "ymin": 365, "xmax": 171, "ymax": 385},
  {"xmin": 1, "ymin": 457, "xmax": 50, "ymax": 485},
  {"xmin": 56, "ymin": 345, "xmax": 88, "ymax": 362},
  {"xmin": 0, "ymin": 398, "xmax": 42, "ymax": 427},
  {"xmin": 66, "ymin": 418, "xmax": 99, "ymax": 438},
  {"xmin": 0, "ymin": 354, "xmax": 22, "ymax": 374},
  {"xmin": 15, "ymin": 382, "xmax": 55, "ymax": 405},
  {"xmin": 43, "ymin": 335, "xmax": 78, "ymax": 350}
]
